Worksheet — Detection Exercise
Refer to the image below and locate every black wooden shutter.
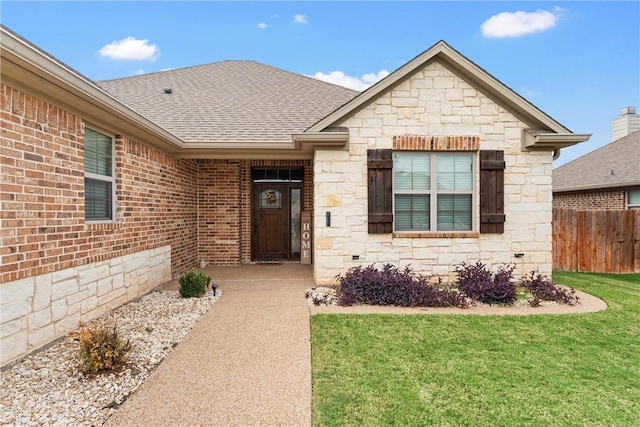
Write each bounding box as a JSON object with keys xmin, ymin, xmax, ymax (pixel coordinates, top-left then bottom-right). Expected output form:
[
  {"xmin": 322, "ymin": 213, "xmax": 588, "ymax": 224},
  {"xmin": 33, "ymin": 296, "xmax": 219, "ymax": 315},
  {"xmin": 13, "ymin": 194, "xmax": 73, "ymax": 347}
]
[
  {"xmin": 367, "ymin": 149, "xmax": 393, "ymax": 233},
  {"xmin": 480, "ymin": 150, "xmax": 505, "ymax": 234}
]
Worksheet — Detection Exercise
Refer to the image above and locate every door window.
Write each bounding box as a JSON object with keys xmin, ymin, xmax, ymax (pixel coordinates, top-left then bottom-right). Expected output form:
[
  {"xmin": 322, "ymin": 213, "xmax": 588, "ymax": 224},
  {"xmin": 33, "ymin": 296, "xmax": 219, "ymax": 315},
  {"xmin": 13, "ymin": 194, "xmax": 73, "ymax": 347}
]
[{"xmin": 259, "ymin": 189, "xmax": 282, "ymax": 208}]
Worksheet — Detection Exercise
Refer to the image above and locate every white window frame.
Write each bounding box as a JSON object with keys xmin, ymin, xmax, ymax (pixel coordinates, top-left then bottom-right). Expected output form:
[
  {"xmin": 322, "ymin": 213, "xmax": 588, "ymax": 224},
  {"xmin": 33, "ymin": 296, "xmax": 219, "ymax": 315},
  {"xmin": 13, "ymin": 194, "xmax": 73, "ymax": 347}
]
[
  {"xmin": 628, "ymin": 189, "xmax": 640, "ymax": 210},
  {"xmin": 84, "ymin": 126, "xmax": 116, "ymax": 223},
  {"xmin": 393, "ymin": 152, "xmax": 475, "ymax": 232}
]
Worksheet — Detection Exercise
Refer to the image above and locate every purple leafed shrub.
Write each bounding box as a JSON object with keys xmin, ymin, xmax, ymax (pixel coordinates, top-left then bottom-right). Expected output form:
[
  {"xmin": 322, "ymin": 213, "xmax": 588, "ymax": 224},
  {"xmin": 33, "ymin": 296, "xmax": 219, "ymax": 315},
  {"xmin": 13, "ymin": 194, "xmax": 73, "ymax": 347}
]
[
  {"xmin": 336, "ymin": 264, "xmax": 467, "ymax": 308},
  {"xmin": 454, "ymin": 261, "xmax": 517, "ymax": 304},
  {"xmin": 521, "ymin": 271, "xmax": 580, "ymax": 306}
]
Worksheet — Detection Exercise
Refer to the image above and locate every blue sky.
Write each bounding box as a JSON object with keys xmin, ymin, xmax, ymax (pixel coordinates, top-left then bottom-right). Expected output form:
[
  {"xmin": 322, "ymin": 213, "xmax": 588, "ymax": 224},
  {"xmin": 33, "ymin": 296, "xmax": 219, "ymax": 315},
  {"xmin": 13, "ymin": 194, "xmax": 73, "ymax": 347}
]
[{"xmin": 2, "ymin": 1, "xmax": 638, "ymax": 166}]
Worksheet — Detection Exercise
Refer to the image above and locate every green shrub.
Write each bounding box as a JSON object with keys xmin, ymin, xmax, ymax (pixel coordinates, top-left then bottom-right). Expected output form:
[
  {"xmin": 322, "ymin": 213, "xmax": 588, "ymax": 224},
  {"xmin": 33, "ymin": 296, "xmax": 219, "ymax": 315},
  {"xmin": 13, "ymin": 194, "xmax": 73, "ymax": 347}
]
[
  {"xmin": 179, "ymin": 268, "xmax": 211, "ymax": 298},
  {"xmin": 71, "ymin": 322, "xmax": 131, "ymax": 374}
]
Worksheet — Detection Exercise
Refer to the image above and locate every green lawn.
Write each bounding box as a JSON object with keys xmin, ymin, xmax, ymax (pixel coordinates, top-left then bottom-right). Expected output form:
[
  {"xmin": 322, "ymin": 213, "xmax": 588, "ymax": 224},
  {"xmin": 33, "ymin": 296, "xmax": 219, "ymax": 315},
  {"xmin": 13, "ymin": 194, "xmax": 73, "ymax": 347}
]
[{"xmin": 311, "ymin": 272, "xmax": 640, "ymax": 426}]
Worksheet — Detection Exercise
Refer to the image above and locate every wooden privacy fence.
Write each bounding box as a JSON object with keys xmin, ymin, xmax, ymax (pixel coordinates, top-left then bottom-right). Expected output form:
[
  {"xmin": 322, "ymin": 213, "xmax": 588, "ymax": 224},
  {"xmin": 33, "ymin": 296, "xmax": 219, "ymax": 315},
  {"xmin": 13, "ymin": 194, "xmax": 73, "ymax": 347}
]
[{"xmin": 553, "ymin": 208, "xmax": 640, "ymax": 273}]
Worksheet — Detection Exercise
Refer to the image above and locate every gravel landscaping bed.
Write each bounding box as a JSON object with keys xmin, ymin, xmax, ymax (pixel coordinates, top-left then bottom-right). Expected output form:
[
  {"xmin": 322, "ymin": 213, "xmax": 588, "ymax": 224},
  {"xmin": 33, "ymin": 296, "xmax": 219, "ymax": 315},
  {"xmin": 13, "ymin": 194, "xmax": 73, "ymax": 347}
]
[{"xmin": 0, "ymin": 289, "xmax": 221, "ymax": 427}]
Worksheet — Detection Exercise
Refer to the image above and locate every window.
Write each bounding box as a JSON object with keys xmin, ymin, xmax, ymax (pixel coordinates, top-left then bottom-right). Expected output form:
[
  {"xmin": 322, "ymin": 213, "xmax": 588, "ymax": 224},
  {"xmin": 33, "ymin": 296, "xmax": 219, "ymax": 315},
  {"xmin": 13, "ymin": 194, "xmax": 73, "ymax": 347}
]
[
  {"xmin": 367, "ymin": 148, "xmax": 503, "ymax": 235},
  {"xmin": 393, "ymin": 152, "xmax": 473, "ymax": 231},
  {"xmin": 84, "ymin": 128, "xmax": 114, "ymax": 221},
  {"xmin": 629, "ymin": 189, "xmax": 640, "ymax": 209}
]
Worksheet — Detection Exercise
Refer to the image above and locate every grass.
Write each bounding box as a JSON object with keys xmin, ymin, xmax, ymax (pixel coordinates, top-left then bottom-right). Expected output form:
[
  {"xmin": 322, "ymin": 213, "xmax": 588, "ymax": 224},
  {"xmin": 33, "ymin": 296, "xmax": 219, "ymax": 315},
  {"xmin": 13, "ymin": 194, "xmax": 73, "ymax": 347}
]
[{"xmin": 311, "ymin": 272, "xmax": 640, "ymax": 426}]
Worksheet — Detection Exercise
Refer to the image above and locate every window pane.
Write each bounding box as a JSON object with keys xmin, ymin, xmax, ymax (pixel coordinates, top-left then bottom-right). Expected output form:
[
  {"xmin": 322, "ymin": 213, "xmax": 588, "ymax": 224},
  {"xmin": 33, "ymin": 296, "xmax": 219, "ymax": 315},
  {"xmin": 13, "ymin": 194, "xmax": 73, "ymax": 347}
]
[
  {"xmin": 84, "ymin": 128, "xmax": 112, "ymax": 176},
  {"xmin": 437, "ymin": 194, "xmax": 472, "ymax": 230},
  {"xmin": 85, "ymin": 178, "xmax": 112, "ymax": 220},
  {"xmin": 291, "ymin": 189, "xmax": 301, "ymax": 253},
  {"xmin": 437, "ymin": 154, "xmax": 472, "ymax": 191},
  {"xmin": 395, "ymin": 194, "xmax": 430, "ymax": 231},
  {"xmin": 266, "ymin": 169, "xmax": 278, "ymax": 181},
  {"xmin": 394, "ymin": 153, "xmax": 430, "ymax": 190},
  {"xmin": 259, "ymin": 189, "xmax": 282, "ymax": 208},
  {"xmin": 629, "ymin": 189, "xmax": 640, "ymax": 207},
  {"xmin": 290, "ymin": 169, "xmax": 303, "ymax": 182}
]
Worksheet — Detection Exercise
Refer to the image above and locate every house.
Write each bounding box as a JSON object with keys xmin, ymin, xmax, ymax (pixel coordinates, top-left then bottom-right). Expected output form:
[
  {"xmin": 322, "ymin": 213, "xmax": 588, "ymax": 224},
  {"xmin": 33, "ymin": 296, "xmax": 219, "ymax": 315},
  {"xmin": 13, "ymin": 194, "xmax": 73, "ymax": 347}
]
[
  {"xmin": 553, "ymin": 108, "xmax": 640, "ymax": 210},
  {"xmin": 0, "ymin": 24, "xmax": 590, "ymax": 366}
]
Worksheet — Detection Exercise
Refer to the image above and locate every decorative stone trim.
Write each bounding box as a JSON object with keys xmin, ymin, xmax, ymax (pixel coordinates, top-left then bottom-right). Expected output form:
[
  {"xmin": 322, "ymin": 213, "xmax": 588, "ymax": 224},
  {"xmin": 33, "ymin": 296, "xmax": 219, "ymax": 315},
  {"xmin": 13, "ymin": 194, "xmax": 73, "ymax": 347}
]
[
  {"xmin": 393, "ymin": 135, "xmax": 480, "ymax": 151},
  {"xmin": 0, "ymin": 246, "xmax": 171, "ymax": 366}
]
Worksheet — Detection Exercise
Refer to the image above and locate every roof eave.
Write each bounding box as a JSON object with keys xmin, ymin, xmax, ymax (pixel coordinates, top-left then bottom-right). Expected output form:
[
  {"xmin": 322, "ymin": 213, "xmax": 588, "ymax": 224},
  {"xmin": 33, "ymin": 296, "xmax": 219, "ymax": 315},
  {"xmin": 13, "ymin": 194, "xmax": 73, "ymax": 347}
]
[
  {"xmin": 174, "ymin": 131, "xmax": 349, "ymax": 159},
  {"xmin": 553, "ymin": 182, "xmax": 640, "ymax": 193},
  {"xmin": 0, "ymin": 26, "xmax": 184, "ymax": 154},
  {"xmin": 524, "ymin": 129, "xmax": 592, "ymax": 150}
]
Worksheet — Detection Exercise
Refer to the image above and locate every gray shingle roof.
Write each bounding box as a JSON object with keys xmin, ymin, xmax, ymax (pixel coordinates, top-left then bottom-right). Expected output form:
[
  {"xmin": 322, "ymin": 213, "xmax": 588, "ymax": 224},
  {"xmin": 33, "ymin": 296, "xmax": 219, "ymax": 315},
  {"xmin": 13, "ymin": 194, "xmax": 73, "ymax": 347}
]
[
  {"xmin": 97, "ymin": 61, "xmax": 359, "ymax": 144},
  {"xmin": 553, "ymin": 130, "xmax": 640, "ymax": 192}
]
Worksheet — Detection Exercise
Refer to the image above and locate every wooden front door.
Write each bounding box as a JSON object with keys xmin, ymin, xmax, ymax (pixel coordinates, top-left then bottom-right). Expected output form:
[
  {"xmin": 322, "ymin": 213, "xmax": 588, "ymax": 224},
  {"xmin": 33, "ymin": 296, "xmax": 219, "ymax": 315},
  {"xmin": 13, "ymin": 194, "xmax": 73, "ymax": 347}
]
[{"xmin": 253, "ymin": 183, "xmax": 290, "ymax": 260}]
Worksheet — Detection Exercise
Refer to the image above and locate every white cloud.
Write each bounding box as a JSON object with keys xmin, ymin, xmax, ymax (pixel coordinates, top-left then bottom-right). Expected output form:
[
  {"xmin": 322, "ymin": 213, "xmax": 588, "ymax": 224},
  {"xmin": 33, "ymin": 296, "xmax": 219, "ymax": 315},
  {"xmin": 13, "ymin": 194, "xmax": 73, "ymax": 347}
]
[
  {"xmin": 481, "ymin": 8, "xmax": 561, "ymax": 38},
  {"xmin": 293, "ymin": 14, "xmax": 308, "ymax": 24},
  {"xmin": 135, "ymin": 69, "xmax": 146, "ymax": 76},
  {"xmin": 521, "ymin": 87, "xmax": 541, "ymax": 98},
  {"xmin": 257, "ymin": 22, "xmax": 268, "ymax": 29},
  {"xmin": 310, "ymin": 70, "xmax": 390, "ymax": 91},
  {"xmin": 99, "ymin": 36, "xmax": 160, "ymax": 61}
]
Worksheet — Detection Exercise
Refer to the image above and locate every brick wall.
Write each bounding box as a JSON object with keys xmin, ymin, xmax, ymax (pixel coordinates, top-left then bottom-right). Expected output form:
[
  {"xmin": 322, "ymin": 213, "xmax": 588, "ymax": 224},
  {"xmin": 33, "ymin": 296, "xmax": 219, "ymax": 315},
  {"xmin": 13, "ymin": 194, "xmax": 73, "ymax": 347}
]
[
  {"xmin": 552, "ymin": 190, "xmax": 627, "ymax": 210},
  {"xmin": 197, "ymin": 160, "xmax": 242, "ymax": 264},
  {"xmin": 1, "ymin": 83, "xmax": 199, "ymax": 283},
  {"xmin": 118, "ymin": 137, "xmax": 198, "ymax": 275},
  {"xmin": 1, "ymin": 84, "xmax": 84, "ymax": 282}
]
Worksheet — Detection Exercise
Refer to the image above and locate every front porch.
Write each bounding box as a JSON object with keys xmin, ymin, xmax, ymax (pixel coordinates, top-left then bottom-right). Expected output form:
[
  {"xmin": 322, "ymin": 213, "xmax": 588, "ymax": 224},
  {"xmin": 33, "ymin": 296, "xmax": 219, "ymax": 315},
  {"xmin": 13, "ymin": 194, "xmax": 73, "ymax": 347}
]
[{"xmin": 196, "ymin": 160, "xmax": 313, "ymax": 266}]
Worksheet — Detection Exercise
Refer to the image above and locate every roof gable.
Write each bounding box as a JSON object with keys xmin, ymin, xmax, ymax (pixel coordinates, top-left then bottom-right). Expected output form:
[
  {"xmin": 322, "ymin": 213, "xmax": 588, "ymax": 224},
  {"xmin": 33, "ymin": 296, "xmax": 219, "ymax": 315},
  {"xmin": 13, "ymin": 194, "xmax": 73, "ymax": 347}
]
[
  {"xmin": 306, "ymin": 40, "xmax": 571, "ymax": 135},
  {"xmin": 553, "ymin": 130, "xmax": 640, "ymax": 192}
]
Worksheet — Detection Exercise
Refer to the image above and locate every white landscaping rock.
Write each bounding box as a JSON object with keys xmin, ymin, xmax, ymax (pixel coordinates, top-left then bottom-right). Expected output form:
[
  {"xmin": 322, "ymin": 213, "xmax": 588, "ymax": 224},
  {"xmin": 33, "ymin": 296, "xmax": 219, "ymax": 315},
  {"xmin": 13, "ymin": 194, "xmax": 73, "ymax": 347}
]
[{"xmin": 0, "ymin": 289, "xmax": 221, "ymax": 427}]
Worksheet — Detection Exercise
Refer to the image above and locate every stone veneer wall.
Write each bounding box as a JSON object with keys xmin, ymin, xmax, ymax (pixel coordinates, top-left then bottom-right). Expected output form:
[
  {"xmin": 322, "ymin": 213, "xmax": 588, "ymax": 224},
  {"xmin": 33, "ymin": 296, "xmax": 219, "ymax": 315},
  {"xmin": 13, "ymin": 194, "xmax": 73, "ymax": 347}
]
[
  {"xmin": 1, "ymin": 84, "xmax": 198, "ymax": 366},
  {"xmin": 552, "ymin": 190, "xmax": 627, "ymax": 210},
  {"xmin": 0, "ymin": 246, "xmax": 170, "ymax": 366},
  {"xmin": 313, "ymin": 61, "xmax": 554, "ymax": 284}
]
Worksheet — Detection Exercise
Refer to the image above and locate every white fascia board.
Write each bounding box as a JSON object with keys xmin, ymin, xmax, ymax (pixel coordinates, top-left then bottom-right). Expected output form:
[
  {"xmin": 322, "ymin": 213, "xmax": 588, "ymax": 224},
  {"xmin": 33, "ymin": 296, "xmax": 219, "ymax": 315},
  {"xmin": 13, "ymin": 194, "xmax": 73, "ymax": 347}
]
[{"xmin": 524, "ymin": 129, "xmax": 592, "ymax": 150}]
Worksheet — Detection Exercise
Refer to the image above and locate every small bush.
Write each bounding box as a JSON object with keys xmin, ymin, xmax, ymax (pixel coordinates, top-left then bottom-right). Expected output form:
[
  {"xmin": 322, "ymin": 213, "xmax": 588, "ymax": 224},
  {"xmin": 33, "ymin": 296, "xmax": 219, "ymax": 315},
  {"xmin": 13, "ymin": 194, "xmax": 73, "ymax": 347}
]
[
  {"xmin": 455, "ymin": 261, "xmax": 517, "ymax": 304},
  {"xmin": 336, "ymin": 264, "xmax": 467, "ymax": 308},
  {"xmin": 521, "ymin": 271, "xmax": 580, "ymax": 305},
  {"xmin": 70, "ymin": 322, "xmax": 131, "ymax": 374},
  {"xmin": 179, "ymin": 268, "xmax": 211, "ymax": 298}
]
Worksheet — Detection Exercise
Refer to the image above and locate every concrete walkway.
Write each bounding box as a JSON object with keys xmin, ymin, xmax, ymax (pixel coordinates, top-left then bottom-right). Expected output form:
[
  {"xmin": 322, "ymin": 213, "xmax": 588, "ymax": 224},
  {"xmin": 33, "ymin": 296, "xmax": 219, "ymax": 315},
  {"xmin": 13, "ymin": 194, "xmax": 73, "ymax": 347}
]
[{"xmin": 106, "ymin": 264, "xmax": 314, "ymax": 427}]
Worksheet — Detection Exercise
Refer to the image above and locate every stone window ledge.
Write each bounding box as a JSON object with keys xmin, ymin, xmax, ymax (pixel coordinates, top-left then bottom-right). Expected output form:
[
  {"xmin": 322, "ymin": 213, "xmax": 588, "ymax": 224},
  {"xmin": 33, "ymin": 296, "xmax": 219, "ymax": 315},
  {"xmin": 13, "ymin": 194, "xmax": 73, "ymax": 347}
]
[{"xmin": 393, "ymin": 232, "xmax": 479, "ymax": 239}]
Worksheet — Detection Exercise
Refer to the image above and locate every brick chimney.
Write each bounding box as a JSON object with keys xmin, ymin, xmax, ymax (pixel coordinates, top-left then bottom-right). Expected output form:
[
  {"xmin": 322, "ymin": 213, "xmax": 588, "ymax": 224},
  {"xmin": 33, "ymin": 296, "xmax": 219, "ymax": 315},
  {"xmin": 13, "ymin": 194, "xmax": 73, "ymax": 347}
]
[{"xmin": 611, "ymin": 106, "xmax": 640, "ymax": 141}]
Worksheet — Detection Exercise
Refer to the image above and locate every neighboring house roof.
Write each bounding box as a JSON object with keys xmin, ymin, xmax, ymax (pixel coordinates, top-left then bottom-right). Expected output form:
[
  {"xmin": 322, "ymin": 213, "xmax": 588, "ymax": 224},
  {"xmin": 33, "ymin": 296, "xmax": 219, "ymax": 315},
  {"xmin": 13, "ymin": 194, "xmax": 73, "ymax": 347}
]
[
  {"xmin": 98, "ymin": 62, "xmax": 358, "ymax": 144},
  {"xmin": 553, "ymin": 130, "xmax": 640, "ymax": 193}
]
